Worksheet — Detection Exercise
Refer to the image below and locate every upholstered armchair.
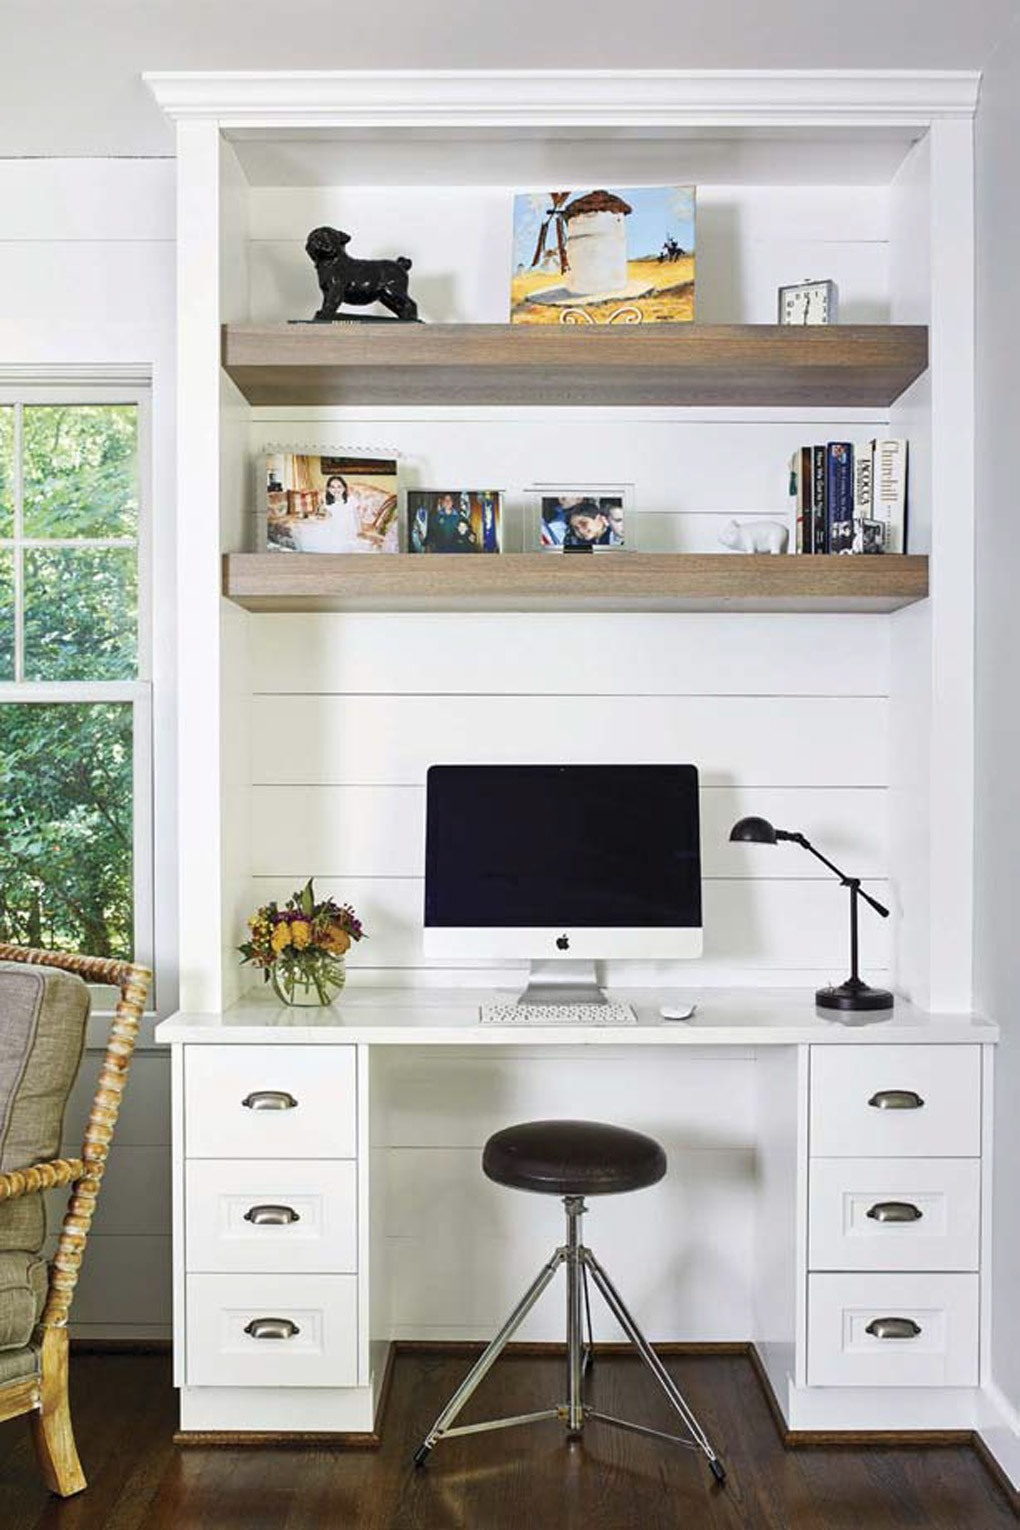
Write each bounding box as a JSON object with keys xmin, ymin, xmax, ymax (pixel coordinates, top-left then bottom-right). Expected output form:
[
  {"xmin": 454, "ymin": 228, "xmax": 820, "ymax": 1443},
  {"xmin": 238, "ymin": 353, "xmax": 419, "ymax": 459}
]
[{"xmin": 0, "ymin": 945, "xmax": 149, "ymax": 1496}]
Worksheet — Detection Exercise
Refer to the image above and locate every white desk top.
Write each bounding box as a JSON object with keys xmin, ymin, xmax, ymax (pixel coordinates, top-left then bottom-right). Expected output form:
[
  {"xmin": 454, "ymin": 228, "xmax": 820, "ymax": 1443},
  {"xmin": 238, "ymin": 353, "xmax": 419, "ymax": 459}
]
[{"xmin": 155, "ymin": 986, "xmax": 996, "ymax": 1046}]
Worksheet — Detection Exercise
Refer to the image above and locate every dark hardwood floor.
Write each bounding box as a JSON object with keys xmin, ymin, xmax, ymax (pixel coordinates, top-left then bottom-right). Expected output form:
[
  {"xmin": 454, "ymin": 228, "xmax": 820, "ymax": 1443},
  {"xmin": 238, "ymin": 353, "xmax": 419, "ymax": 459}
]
[{"xmin": 0, "ymin": 1350, "xmax": 1015, "ymax": 1529}]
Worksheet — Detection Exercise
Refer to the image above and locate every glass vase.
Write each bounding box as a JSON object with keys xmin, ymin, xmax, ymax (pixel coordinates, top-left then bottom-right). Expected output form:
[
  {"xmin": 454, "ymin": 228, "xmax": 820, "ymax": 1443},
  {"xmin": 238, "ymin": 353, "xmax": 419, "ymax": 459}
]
[{"xmin": 270, "ymin": 955, "xmax": 346, "ymax": 1008}]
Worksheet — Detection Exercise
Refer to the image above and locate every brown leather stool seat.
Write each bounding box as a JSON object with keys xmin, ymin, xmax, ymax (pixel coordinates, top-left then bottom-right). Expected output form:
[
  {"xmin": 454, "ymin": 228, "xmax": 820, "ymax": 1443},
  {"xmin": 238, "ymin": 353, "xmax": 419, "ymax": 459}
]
[{"xmin": 483, "ymin": 1119, "xmax": 667, "ymax": 1197}]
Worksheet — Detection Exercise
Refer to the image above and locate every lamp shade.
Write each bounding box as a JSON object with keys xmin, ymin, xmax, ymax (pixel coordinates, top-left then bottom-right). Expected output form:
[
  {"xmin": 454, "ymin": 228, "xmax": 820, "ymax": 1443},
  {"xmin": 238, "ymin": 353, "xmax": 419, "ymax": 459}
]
[{"xmin": 729, "ymin": 815, "xmax": 778, "ymax": 845}]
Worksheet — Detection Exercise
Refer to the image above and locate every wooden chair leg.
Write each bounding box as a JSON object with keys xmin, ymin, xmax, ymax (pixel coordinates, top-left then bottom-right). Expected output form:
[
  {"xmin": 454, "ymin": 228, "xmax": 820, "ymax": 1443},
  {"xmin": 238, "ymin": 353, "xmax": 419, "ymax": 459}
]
[{"xmin": 30, "ymin": 1329, "xmax": 86, "ymax": 1496}]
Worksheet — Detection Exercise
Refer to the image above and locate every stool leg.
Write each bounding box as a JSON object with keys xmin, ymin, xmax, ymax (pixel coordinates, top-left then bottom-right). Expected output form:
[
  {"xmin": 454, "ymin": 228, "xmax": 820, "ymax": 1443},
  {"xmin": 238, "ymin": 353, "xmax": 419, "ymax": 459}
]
[
  {"xmin": 583, "ymin": 1248, "xmax": 727, "ymax": 1484},
  {"xmin": 413, "ymin": 1247, "xmax": 565, "ymax": 1465},
  {"xmin": 581, "ymin": 1258, "xmax": 595, "ymax": 1375},
  {"xmin": 565, "ymin": 1196, "xmax": 586, "ymax": 1434}
]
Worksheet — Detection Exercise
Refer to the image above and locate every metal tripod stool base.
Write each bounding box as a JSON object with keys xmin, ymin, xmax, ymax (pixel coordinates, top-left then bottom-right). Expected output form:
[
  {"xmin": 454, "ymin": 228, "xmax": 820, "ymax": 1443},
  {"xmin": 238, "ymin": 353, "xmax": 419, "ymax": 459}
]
[{"xmin": 413, "ymin": 1196, "xmax": 726, "ymax": 1485}]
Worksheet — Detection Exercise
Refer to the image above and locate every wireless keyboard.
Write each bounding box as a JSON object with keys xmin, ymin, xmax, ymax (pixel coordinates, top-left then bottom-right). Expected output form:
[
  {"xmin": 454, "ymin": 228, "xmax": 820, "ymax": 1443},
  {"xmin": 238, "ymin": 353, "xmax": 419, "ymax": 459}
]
[{"xmin": 480, "ymin": 1002, "xmax": 638, "ymax": 1026}]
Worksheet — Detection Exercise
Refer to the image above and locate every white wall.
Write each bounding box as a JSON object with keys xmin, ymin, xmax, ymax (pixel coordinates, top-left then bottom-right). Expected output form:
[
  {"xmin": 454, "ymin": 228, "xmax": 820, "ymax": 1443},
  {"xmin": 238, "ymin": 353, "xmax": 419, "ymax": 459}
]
[
  {"xmin": 974, "ymin": 12, "xmax": 1020, "ymax": 1476},
  {"xmin": 0, "ymin": 0, "xmax": 1015, "ymax": 155},
  {"xmin": 0, "ymin": 159, "xmax": 178, "ymax": 1338}
]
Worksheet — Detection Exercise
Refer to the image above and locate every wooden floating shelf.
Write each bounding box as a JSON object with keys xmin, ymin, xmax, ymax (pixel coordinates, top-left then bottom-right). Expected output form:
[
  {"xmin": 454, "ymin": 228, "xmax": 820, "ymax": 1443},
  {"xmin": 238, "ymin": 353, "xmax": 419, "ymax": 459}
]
[
  {"xmin": 222, "ymin": 323, "xmax": 929, "ymax": 408},
  {"xmin": 223, "ymin": 553, "xmax": 929, "ymax": 614}
]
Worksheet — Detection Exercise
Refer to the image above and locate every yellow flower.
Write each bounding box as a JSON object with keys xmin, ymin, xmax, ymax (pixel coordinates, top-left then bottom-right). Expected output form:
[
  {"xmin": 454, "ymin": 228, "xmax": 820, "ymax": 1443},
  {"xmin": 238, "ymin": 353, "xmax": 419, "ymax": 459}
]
[
  {"xmin": 321, "ymin": 923, "xmax": 351, "ymax": 955},
  {"xmin": 271, "ymin": 922, "xmax": 292, "ymax": 954},
  {"xmin": 291, "ymin": 919, "xmax": 312, "ymax": 950}
]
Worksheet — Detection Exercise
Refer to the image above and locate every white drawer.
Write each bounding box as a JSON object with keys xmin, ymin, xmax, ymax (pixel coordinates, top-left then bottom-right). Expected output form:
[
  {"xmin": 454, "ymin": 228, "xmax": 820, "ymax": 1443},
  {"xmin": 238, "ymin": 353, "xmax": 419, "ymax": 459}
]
[
  {"xmin": 807, "ymin": 1272, "xmax": 978, "ymax": 1387},
  {"xmin": 186, "ymin": 1272, "xmax": 358, "ymax": 1388},
  {"xmin": 185, "ymin": 1045, "xmax": 357, "ymax": 1159},
  {"xmin": 808, "ymin": 1158, "xmax": 980, "ymax": 1272},
  {"xmin": 185, "ymin": 1159, "xmax": 358, "ymax": 1274},
  {"xmin": 810, "ymin": 1045, "xmax": 980, "ymax": 1158}
]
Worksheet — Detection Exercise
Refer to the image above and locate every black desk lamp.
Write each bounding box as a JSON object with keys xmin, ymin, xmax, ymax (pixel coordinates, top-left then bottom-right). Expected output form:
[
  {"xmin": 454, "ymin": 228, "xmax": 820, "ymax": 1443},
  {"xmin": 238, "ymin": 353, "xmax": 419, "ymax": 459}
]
[{"xmin": 729, "ymin": 816, "xmax": 893, "ymax": 1013}]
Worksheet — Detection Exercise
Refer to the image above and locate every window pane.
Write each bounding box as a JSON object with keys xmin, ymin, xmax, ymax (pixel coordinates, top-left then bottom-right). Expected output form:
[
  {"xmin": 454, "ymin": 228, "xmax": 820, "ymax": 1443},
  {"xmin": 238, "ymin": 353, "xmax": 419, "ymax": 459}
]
[
  {"xmin": 0, "ymin": 550, "xmax": 12, "ymax": 680},
  {"xmin": 0, "ymin": 407, "xmax": 12, "ymax": 538},
  {"xmin": 0, "ymin": 703, "xmax": 133, "ymax": 959},
  {"xmin": 22, "ymin": 404, "xmax": 138, "ymax": 539},
  {"xmin": 23, "ymin": 547, "xmax": 137, "ymax": 680}
]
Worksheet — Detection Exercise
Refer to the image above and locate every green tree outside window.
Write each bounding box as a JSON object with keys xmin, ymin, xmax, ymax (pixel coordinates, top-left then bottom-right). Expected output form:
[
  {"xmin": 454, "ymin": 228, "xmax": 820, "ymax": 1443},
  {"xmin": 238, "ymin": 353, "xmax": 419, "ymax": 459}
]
[{"xmin": 0, "ymin": 401, "xmax": 140, "ymax": 960}]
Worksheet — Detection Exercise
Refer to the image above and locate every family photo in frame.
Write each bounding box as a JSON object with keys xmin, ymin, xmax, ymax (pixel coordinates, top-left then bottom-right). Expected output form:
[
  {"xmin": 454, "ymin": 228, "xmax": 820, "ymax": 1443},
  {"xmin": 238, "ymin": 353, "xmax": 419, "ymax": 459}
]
[{"xmin": 407, "ymin": 490, "xmax": 502, "ymax": 554}]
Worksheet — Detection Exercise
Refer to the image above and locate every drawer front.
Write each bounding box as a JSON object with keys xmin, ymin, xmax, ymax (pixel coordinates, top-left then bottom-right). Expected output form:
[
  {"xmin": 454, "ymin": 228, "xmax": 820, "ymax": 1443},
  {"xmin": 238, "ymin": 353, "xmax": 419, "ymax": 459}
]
[
  {"xmin": 807, "ymin": 1272, "xmax": 978, "ymax": 1387},
  {"xmin": 809, "ymin": 1045, "xmax": 980, "ymax": 1158},
  {"xmin": 185, "ymin": 1159, "xmax": 358, "ymax": 1274},
  {"xmin": 185, "ymin": 1045, "xmax": 356, "ymax": 1159},
  {"xmin": 186, "ymin": 1272, "xmax": 358, "ymax": 1387},
  {"xmin": 808, "ymin": 1158, "xmax": 980, "ymax": 1272}
]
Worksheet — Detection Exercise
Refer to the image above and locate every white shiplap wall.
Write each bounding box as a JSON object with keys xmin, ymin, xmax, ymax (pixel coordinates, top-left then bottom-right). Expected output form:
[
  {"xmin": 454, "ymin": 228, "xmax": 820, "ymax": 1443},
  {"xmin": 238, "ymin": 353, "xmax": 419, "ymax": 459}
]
[
  {"xmin": 246, "ymin": 606, "xmax": 891, "ymax": 991},
  {"xmin": 0, "ymin": 159, "xmax": 177, "ymax": 1338}
]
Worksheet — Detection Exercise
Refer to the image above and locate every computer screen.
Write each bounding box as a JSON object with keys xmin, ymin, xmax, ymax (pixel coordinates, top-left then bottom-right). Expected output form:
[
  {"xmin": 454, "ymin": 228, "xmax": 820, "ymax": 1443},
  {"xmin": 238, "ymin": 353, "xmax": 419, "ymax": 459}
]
[{"xmin": 424, "ymin": 764, "xmax": 702, "ymax": 960}]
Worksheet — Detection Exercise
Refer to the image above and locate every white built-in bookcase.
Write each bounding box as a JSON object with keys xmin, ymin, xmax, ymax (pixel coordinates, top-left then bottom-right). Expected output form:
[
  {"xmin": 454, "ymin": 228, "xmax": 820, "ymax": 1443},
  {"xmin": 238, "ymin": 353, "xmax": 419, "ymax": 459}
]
[{"xmin": 152, "ymin": 72, "xmax": 977, "ymax": 1020}]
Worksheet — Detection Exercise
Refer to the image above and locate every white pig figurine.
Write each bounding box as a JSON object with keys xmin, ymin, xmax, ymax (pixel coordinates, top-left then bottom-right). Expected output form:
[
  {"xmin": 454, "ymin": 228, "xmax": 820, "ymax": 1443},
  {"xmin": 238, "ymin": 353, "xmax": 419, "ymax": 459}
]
[{"xmin": 718, "ymin": 517, "xmax": 789, "ymax": 555}]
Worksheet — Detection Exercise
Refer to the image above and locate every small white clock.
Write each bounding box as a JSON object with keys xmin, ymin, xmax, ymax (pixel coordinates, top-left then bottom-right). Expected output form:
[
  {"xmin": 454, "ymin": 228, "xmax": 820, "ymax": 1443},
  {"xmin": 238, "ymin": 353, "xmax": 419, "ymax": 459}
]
[{"xmin": 778, "ymin": 279, "xmax": 839, "ymax": 326}]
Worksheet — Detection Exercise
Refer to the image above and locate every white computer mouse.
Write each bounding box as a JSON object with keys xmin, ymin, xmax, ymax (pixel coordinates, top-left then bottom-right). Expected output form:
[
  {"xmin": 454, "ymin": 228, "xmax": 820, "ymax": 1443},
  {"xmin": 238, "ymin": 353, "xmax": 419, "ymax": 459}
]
[{"xmin": 659, "ymin": 1003, "xmax": 696, "ymax": 1022}]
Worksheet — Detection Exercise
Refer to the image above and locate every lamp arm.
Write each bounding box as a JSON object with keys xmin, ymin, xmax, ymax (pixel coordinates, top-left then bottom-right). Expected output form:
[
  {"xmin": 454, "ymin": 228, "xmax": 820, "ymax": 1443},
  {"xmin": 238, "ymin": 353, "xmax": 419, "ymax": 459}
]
[{"xmin": 781, "ymin": 833, "xmax": 890, "ymax": 919}]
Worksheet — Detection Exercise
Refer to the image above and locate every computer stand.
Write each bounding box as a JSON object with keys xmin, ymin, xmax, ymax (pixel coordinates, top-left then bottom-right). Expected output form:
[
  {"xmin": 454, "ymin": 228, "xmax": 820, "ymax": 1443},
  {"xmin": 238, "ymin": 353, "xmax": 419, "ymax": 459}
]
[{"xmin": 518, "ymin": 960, "xmax": 608, "ymax": 1006}]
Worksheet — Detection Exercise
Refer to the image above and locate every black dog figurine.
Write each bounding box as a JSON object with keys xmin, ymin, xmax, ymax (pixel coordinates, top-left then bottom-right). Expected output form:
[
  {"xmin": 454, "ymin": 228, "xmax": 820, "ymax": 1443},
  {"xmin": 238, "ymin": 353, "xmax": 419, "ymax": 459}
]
[{"xmin": 305, "ymin": 226, "xmax": 419, "ymax": 321}]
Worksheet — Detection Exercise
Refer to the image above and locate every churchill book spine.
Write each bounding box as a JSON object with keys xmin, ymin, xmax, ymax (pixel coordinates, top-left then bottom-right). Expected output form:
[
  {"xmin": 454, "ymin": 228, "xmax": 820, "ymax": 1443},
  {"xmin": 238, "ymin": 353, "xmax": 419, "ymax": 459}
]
[{"xmin": 873, "ymin": 438, "xmax": 909, "ymax": 553}]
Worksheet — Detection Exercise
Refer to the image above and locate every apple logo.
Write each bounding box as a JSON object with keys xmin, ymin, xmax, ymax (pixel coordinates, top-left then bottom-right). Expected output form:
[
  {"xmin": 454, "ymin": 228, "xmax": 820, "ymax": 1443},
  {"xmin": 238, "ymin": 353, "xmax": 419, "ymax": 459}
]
[{"xmin": 556, "ymin": 934, "xmax": 570, "ymax": 951}]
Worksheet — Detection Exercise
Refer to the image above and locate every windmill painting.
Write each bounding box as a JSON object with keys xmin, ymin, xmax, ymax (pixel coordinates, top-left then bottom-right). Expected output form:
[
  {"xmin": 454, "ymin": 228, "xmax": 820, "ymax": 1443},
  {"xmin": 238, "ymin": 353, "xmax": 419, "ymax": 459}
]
[{"xmin": 511, "ymin": 185, "xmax": 695, "ymax": 325}]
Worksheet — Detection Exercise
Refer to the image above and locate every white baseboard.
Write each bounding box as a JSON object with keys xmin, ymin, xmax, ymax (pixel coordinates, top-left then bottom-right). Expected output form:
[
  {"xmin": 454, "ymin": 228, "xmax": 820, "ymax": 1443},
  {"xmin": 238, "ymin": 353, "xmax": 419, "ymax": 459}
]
[{"xmin": 977, "ymin": 1379, "xmax": 1020, "ymax": 1492}]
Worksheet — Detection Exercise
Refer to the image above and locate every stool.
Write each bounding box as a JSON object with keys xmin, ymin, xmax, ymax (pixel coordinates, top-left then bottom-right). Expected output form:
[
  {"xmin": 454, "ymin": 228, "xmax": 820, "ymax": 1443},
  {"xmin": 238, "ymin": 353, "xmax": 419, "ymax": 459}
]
[{"xmin": 413, "ymin": 1119, "xmax": 726, "ymax": 1485}]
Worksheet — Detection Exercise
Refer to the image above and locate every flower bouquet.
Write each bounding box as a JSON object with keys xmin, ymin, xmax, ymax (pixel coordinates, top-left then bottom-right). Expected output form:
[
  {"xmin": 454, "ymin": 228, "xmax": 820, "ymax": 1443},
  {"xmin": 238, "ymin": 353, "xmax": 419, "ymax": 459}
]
[{"xmin": 239, "ymin": 878, "xmax": 365, "ymax": 1007}]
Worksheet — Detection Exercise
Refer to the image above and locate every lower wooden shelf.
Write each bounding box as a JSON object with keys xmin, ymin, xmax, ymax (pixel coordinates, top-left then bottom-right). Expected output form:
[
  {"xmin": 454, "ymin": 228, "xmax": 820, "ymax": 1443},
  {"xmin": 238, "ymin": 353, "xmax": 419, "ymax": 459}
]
[{"xmin": 223, "ymin": 552, "xmax": 929, "ymax": 613}]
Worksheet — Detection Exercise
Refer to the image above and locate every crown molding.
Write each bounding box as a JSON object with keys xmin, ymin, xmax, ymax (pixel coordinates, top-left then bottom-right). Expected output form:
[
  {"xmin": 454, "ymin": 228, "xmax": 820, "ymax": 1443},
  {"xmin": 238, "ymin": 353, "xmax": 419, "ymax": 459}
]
[{"xmin": 143, "ymin": 69, "xmax": 980, "ymax": 131}]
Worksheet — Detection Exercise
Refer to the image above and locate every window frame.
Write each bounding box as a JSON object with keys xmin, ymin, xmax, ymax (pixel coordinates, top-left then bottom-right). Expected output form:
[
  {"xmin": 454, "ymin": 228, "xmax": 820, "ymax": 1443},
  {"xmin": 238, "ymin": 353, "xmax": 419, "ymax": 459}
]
[{"xmin": 0, "ymin": 384, "xmax": 155, "ymax": 997}]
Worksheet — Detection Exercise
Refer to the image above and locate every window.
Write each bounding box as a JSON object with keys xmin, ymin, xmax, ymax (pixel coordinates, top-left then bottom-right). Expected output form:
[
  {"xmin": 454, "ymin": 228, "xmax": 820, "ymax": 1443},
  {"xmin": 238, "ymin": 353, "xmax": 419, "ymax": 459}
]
[{"xmin": 0, "ymin": 389, "xmax": 152, "ymax": 976}]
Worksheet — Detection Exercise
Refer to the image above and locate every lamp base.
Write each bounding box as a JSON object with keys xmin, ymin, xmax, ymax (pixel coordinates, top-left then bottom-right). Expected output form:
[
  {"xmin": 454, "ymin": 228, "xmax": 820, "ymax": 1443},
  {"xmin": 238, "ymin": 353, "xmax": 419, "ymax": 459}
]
[{"xmin": 816, "ymin": 979, "xmax": 894, "ymax": 1013}]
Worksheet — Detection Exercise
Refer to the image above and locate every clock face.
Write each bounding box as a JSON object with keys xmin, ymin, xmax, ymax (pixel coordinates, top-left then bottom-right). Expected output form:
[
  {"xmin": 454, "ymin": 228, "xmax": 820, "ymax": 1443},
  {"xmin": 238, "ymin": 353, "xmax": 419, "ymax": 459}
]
[{"xmin": 780, "ymin": 282, "xmax": 833, "ymax": 325}]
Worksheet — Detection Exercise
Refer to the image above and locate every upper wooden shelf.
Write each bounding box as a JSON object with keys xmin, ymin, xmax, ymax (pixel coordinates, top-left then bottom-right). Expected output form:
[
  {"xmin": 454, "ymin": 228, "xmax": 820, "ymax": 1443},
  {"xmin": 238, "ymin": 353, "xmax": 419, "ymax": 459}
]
[
  {"xmin": 223, "ymin": 552, "xmax": 929, "ymax": 614},
  {"xmin": 221, "ymin": 323, "xmax": 929, "ymax": 408}
]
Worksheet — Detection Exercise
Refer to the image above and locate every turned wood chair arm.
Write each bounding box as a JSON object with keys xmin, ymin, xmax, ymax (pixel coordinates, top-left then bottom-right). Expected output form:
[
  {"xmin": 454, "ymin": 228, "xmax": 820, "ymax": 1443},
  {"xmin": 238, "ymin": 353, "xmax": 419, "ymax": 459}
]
[
  {"xmin": 0, "ymin": 1158, "xmax": 85, "ymax": 1203},
  {"xmin": 0, "ymin": 944, "xmax": 151, "ymax": 1328}
]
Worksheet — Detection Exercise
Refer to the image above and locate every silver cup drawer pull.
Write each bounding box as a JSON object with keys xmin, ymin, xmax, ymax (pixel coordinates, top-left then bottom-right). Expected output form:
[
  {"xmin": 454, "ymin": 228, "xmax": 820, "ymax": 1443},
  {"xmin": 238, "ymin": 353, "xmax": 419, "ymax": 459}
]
[
  {"xmin": 243, "ymin": 1204, "xmax": 301, "ymax": 1226},
  {"xmin": 865, "ymin": 1316, "xmax": 922, "ymax": 1340},
  {"xmin": 242, "ymin": 1090, "xmax": 298, "ymax": 1111},
  {"xmin": 244, "ymin": 1317, "xmax": 300, "ymax": 1341},
  {"xmin": 867, "ymin": 1089, "xmax": 925, "ymax": 1111},
  {"xmin": 866, "ymin": 1201, "xmax": 923, "ymax": 1224}
]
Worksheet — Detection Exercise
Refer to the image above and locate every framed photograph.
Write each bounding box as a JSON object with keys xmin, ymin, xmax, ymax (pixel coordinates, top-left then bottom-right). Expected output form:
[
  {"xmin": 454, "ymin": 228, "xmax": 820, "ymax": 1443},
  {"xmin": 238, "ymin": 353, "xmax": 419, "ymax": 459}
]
[
  {"xmin": 534, "ymin": 491, "xmax": 629, "ymax": 552},
  {"xmin": 264, "ymin": 452, "xmax": 399, "ymax": 553},
  {"xmin": 510, "ymin": 186, "xmax": 695, "ymax": 326},
  {"xmin": 407, "ymin": 490, "xmax": 502, "ymax": 554}
]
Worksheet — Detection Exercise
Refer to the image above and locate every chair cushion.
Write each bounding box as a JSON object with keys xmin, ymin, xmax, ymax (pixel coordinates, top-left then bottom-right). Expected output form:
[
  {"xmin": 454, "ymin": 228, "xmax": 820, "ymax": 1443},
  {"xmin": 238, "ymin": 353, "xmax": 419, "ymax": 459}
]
[
  {"xmin": 483, "ymin": 1119, "xmax": 667, "ymax": 1196},
  {"xmin": 0, "ymin": 1251, "xmax": 48, "ymax": 1351},
  {"xmin": 0, "ymin": 1338, "xmax": 40, "ymax": 1386},
  {"xmin": 0, "ymin": 963, "xmax": 89, "ymax": 1253}
]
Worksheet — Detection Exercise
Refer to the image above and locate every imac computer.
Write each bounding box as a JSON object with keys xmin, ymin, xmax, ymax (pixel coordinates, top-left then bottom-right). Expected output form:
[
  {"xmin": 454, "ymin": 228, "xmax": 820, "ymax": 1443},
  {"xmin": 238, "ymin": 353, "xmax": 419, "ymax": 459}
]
[{"xmin": 424, "ymin": 764, "xmax": 702, "ymax": 1009}]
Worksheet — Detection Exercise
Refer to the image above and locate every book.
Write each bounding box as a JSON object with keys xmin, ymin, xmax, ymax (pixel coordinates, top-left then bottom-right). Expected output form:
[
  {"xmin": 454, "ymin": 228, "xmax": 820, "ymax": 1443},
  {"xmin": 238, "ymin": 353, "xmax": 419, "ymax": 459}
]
[
  {"xmin": 812, "ymin": 445, "xmax": 828, "ymax": 553},
  {"xmin": 826, "ymin": 442, "xmax": 854, "ymax": 554},
  {"xmin": 800, "ymin": 445, "xmax": 814, "ymax": 555},
  {"xmin": 852, "ymin": 440, "xmax": 876, "ymax": 553},
  {"xmin": 789, "ymin": 446, "xmax": 814, "ymax": 554},
  {"xmin": 873, "ymin": 438, "xmax": 909, "ymax": 553}
]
